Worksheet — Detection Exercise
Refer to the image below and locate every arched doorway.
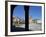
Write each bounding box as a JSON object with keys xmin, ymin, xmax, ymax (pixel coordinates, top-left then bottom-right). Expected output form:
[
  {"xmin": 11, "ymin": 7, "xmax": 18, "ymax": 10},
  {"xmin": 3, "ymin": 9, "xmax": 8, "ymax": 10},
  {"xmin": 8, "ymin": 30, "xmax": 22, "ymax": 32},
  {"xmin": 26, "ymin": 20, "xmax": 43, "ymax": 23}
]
[{"xmin": 11, "ymin": 5, "xmax": 30, "ymax": 31}]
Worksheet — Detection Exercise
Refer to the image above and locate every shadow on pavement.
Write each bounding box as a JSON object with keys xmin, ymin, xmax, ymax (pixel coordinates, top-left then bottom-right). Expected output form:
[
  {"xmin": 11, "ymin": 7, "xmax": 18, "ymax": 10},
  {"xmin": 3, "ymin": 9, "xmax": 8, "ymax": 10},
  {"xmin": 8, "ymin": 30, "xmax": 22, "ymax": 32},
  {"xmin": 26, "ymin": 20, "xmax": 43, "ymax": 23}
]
[{"xmin": 11, "ymin": 26, "xmax": 32, "ymax": 32}]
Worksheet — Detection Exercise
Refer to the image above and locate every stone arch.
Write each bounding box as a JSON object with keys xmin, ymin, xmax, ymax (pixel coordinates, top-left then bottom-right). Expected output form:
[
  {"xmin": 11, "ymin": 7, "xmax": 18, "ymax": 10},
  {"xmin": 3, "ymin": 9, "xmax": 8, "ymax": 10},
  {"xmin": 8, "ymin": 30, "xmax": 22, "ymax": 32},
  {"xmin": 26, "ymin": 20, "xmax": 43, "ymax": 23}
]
[{"xmin": 11, "ymin": 5, "xmax": 30, "ymax": 31}]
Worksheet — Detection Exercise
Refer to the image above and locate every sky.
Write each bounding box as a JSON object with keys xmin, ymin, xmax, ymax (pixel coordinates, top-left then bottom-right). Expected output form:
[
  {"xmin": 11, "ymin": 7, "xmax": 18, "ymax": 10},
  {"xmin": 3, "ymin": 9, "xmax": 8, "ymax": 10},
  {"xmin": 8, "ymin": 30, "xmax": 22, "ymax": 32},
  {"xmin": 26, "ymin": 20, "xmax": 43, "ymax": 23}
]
[{"xmin": 13, "ymin": 5, "xmax": 42, "ymax": 20}]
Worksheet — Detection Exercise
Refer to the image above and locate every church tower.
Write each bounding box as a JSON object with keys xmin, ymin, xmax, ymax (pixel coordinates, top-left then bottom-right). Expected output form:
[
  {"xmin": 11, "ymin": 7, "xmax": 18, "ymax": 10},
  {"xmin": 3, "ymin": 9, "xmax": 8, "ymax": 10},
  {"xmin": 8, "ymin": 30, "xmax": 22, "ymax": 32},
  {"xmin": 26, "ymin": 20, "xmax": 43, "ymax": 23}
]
[{"xmin": 29, "ymin": 16, "xmax": 32, "ymax": 24}]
